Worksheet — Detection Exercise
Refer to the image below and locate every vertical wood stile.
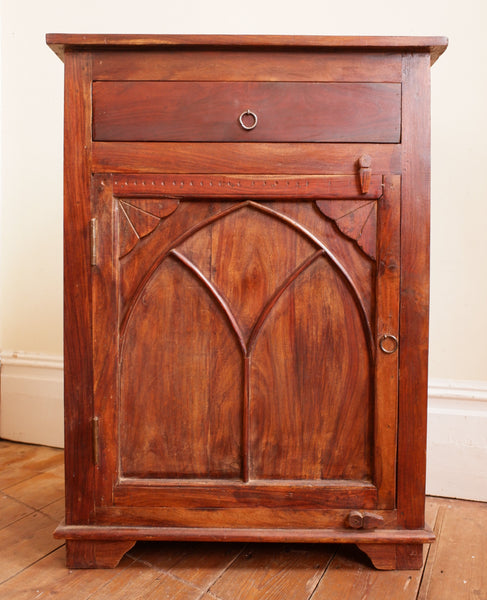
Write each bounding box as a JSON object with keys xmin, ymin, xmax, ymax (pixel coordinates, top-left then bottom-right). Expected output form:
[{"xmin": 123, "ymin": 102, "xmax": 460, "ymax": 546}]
[
  {"xmin": 374, "ymin": 176, "xmax": 401, "ymax": 508},
  {"xmin": 398, "ymin": 53, "xmax": 431, "ymax": 531},
  {"xmin": 62, "ymin": 50, "xmax": 94, "ymax": 525},
  {"xmin": 92, "ymin": 175, "xmax": 121, "ymax": 507}
]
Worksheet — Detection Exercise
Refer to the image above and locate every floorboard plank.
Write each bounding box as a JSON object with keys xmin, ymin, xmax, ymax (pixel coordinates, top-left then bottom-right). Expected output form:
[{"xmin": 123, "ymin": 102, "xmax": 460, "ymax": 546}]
[
  {"xmin": 416, "ymin": 498, "xmax": 487, "ymax": 599},
  {"xmin": 0, "ymin": 444, "xmax": 63, "ymax": 490},
  {"xmin": 87, "ymin": 559, "xmax": 203, "ymax": 600},
  {"xmin": 40, "ymin": 497, "xmax": 66, "ymax": 523},
  {"xmin": 308, "ymin": 544, "xmax": 420, "ymax": 600},
  {"xmin": 209, "ymin": 543, "xmax": 335, "ymax": 600},
  {"xmin": 0, "ymin": 547, "xmax": 131, "ymax": 600},
  {"xmin": 0, "ymin": 492, "xmax": 34, "ymax": 529},
  {"xmin": 3, "ymin": 466, "xmax": 64, "ymax": 510},
  {"xmin": 129, "ymin": 541, "xmax": 245, "ymax": 592},
  {"xmin": 308, "ymin": 499, "xmax": 440, "ymax": 600},
  {"xmin": 1, "ymin": 442, "xmax": 486, "ymax": 599},
  {"xmin": 0, "ymin": 512, "xmax": 64, "ymax": 582}
]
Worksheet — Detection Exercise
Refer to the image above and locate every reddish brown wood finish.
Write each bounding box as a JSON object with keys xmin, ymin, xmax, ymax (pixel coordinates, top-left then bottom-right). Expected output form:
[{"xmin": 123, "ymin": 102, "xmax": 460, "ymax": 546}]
[
  {"xmin": 93, "ymin": 81, "xmax": 401, "ymax": 143},
  {"xmin": 91, "ymin": 49, "xmax": 403, "ymax": 83},
  {"xmin": 65, "ymin": 540, "xmax": 135, "ymax": 569},
  {"xmin": 397, "ymin": 53, "xmax": 432, "ymax": 531},
  {"xmin": 62, "ymin": 50, "xmax": 95, "ymax": 526},
  {"xmin": 46, "ymin": 34, "xmax": 448, "ymax": 64},
  {"xmin": 48, "ymin": 34, "xmax": 447, "ymax": 570},
  {"xmin": 92, "ymin": 142, "xmax": 402, "ymax": 175}
]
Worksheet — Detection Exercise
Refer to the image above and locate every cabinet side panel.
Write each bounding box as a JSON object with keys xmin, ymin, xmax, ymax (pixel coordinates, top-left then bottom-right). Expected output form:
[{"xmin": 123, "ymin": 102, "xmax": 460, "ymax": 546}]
[
  {"xmin": 63, "ymin": 51, "xmax": 94, "ymax": 523},
  {"xmin": 398, "ymin": 53, "xmax": 431, "ymax": 528}
]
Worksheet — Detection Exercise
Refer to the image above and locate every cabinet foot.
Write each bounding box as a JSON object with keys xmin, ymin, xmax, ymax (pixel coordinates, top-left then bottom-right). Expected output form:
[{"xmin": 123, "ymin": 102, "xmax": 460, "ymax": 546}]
[
  {"xmin": 356, "ymin": 543, "xmax": 424, "ymax": 570},
  {"xmin": 65, "ymin": 539, "xmax": 136, "ymax": 568}
]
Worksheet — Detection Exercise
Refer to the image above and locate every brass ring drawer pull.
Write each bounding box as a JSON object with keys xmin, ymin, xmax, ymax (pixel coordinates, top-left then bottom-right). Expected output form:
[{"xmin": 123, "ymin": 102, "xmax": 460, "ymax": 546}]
[
  {"xmin": 239, "ymin": 109, "xmax": 258, "ymax": 130},
  {"xmin": 379, "ymin": 334, "xmax": 398, "ymax": 354}
]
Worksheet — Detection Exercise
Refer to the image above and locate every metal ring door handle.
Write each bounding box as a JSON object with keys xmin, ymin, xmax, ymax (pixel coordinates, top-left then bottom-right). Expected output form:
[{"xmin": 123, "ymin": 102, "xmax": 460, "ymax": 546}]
[
  {"xmin": 379, "ymin": 334, "xmax": 398, "ymax": 354},
  {"xmin": 239, "ymin": 109, "xmax": 258, "ymax": 130}
]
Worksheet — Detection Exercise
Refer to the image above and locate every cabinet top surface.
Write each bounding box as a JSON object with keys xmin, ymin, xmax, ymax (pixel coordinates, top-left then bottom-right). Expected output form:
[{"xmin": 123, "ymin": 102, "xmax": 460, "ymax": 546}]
[{"xmin": 46, "ymin": 34, "xmax": 448, "ymax": 64}]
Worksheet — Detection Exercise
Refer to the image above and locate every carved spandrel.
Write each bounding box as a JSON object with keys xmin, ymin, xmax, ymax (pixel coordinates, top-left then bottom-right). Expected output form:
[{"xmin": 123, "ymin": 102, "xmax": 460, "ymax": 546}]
[
  {"xmin": 316, "ymin": 199, "xmax": 377, "ymax": 261},
  {"xmin": 118, "ymin": 198, "xmax": 179, "ymax": 258}
]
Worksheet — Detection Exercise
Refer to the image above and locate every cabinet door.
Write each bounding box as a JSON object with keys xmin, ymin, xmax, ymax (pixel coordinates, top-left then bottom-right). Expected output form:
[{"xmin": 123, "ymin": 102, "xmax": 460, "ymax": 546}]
[{"xmin": 92, "ymin": 173, "xmax": 400, "ymax": 528}]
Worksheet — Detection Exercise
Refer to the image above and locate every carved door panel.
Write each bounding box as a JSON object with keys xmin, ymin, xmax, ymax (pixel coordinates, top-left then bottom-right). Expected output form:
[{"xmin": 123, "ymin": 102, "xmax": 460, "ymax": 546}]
[{"xmin": 92, "ymin": 173, "xmax": 400, "ymax": 523}]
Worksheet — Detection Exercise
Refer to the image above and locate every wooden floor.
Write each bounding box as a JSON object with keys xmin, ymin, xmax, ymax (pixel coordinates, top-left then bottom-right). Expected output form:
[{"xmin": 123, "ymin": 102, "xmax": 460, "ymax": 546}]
[{"xmin": 0, "ymin": 440, "xmax": 485, "ymax": 599}]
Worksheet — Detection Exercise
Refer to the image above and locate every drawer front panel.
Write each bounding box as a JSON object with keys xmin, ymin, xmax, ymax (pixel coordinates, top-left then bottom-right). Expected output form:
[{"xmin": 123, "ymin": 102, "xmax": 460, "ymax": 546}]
[{"xmin": 93, "ymin": 81, "xmax": 401, "ymax": 143}]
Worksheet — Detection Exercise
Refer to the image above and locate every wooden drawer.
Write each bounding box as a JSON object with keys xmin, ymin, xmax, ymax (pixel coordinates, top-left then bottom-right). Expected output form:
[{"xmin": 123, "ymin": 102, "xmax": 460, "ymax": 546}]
[{"xmin": 92, "ymin": 81, "xmax": 401, "ymax": 143}]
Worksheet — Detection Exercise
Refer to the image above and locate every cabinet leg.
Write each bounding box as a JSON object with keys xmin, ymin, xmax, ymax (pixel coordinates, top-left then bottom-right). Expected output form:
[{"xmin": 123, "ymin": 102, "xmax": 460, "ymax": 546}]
[
  {"xmin": 66, "ymin": 539, "xmax": 136, "ymax": 568},
  {"xmin": 356, "ymin": 543, "xmax": 424, "ymax": 570}
]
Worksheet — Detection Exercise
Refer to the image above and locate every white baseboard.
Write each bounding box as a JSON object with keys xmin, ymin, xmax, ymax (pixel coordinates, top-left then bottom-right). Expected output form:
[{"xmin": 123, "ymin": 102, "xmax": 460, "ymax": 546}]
[
  {"xmin": 0, "ymin": 351, "xmax": 64, "ymax": 448},
  {"xmin": 1, "ymin": 354, "xmax": 486, "ymax": 500},
  {"xmin": 426, "ymin": 378, "xmax": 487, "ymax": 502}
]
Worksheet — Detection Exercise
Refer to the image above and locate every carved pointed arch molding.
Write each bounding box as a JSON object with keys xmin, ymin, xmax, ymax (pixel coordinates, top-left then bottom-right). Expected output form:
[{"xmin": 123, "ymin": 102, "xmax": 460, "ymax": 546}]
[{"xmin": 121, "ymin": 200, "xmax": 374, "ymax": 358}]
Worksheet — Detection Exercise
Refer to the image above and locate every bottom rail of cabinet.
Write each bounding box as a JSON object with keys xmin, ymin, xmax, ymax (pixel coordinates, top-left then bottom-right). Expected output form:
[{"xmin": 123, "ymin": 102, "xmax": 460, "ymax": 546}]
[{"xmin": 54, "ymin": 521, "xmax": 434, "ymax": 570}]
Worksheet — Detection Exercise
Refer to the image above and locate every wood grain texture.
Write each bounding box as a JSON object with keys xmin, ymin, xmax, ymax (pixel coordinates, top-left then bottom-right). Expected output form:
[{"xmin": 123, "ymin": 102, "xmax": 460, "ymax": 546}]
[
  {"xmin": 91, "ymin": 49, "xmax": 403, "ymax": 82},
  {"xmin": 397, "ymin": 53, "xmax": 431, "ymax": 530},
  {"xmin": 91, "ymin": 176, "xmax": 121, "ymax": 508},
  {"xmin": 118, "ymin": 198, "xmax": 179, "ymax": 257},
  {"xmin": 210, "ymin": 543, "xmax": 334, "ymax": 600},
  {"xmin": 112, "ymin": 480, "xmax": 377, "ymax": 509},
  {"xmin": 62, "ymin": 50, "xmax": 95, "ymax": 525},
  {"xmin": 250, "ymin": 255, "xmax": 372, "ymax": 480},
  {"xmin": 94, "ymin": 506, "xmax": 397, "ymax": 529},
  {"xmin": 120, "ymin": 254, "xmax": 243, "ymax": 479},
  {"xmin": 316, "ymin": 198, "xmax": 378, "ymax": 259},
  {"xmin": 0, "ymin": 547, "xmax": 132, "ymax": 599},
  {"xmin": 417, "ymin": 499, "xmax": 487, "ymax": 599},
  {"xmin": 132, "ymin": 541, "xmax": 245, "ymax": 590},
  {"xmin": 79, "ymin": 558, "xmax": 203, "ymax": 598},
  {"xmin": 55, "ymin": 521, "xmax": 434, "ymax": 545},
  {"xmin": 46, "ymin": 33, "xmax": 448, "ymax": 63},
  {"xmin": 1, "ymin": 447, "xmax": 483, "ymax": 599},
  {"xmin": 0, "ymin": 512, "xmax": 63, "ymax": 581},
  {"xmin": 310, "ymin": 500, "xmax": 440, "ymax": 595},
  {"xmin": 374, "ymin": 176, "xmax": 401, "ymax": 508},
  {"xmin": 0, "ymin": 494, "xmax": 32, "ymax": 529},
  {"xmin": 49, "ymin": 36, "xmax": 445, "ymax": 569},
  {"xmin": 93, "ymin": 81, "xmax": 401, "ymax": 143},
  {"xmin": 0, "ymin": 442, "xmax": 63, "ymax": 489},
  {"xmin": 179, "ymin": 203, "xmax": 316, "ymax": 341},
  {"xmin": 92, "ymin": 142, "xmax": 402, "ymax": 175},
  {"xmin": 2, "ymin": 466, "xmax": 64, "ymax": 510},
  {"xmin": 65, "ymin": 540, "xmax": 136, "ymax": 569},
  {"xmin": 112, "ymin": 174, "xmax": 383, "ymax": 199},
  {"xmin": 110, "ymin": 188, "xmax": 383, "ymax": 492}
]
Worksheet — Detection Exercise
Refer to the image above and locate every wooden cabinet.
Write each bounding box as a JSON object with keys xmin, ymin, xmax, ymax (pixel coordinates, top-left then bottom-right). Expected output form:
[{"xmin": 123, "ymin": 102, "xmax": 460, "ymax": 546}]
[{"xmin": 47, "ymin": 34, "xmax": 447, "ymax": 570}]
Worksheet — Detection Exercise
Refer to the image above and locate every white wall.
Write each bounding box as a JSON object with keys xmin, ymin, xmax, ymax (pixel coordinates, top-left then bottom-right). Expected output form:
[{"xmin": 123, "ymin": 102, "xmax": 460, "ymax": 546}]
[{"xmin": 1, "ymin": 0, "xmax": 486, "ymax": 497}]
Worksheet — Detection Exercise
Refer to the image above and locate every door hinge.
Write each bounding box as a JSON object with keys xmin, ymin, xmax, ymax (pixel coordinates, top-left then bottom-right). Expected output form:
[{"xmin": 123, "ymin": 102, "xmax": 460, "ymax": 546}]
[
  {"xmin": 92, "ymin": 416, "xmax": 100, "ymax": 466},
  {"xmin": 90, "ymin": 217, "xmax": 97, "ymax": 266}
]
